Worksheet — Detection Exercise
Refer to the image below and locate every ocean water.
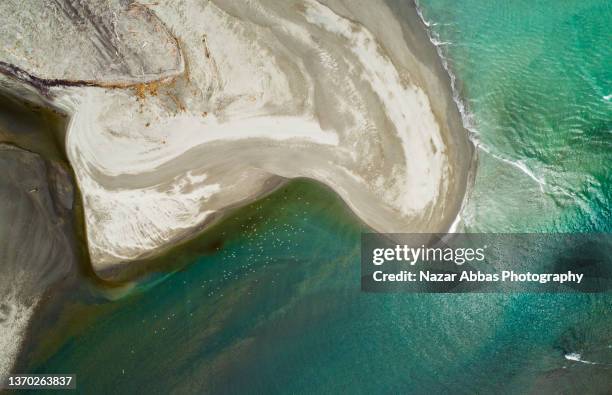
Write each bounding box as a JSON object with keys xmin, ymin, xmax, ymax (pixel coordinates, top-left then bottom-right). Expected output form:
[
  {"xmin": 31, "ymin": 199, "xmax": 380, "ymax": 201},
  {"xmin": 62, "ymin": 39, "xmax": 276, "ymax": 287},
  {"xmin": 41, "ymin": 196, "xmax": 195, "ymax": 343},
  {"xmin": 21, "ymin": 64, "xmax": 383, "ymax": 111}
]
[
  {"xmin": 18, "ymin": 0, "xmax": 612, "ymax": 394},
  {"xmin": 417, "ymin": 0, "xmax": 611, "ymax": 232}
]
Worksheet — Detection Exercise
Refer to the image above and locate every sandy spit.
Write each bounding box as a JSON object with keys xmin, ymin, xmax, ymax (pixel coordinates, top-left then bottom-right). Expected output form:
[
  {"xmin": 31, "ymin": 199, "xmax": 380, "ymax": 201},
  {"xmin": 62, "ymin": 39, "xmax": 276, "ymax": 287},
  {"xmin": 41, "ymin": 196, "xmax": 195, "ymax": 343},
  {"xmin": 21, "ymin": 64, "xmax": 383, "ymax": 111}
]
[{"xmin": 1, "ymin": 0, "xmax": 474, "ymax": 273}]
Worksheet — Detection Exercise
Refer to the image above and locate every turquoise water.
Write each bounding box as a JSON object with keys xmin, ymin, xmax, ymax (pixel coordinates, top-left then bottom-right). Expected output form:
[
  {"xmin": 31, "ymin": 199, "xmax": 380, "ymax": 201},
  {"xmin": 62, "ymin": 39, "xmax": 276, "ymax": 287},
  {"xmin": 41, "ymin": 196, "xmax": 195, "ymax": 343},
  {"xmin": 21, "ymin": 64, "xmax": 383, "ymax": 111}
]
[
  {"xmin": 22, "ymin": 1, "xmax": 612, "ymax": 393},
  {"xmin": 417, "ymin": 0, "xmax": 611, "ymax": 232}
]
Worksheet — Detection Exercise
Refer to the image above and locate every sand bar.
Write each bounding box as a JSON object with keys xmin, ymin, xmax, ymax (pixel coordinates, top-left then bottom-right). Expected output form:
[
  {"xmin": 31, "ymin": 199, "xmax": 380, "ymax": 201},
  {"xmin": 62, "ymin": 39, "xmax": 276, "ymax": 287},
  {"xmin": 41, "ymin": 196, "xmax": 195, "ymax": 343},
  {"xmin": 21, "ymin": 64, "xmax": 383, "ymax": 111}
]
[{"xmin": 0, "ymin": 0, "xmax": 474, "ymax": 272}]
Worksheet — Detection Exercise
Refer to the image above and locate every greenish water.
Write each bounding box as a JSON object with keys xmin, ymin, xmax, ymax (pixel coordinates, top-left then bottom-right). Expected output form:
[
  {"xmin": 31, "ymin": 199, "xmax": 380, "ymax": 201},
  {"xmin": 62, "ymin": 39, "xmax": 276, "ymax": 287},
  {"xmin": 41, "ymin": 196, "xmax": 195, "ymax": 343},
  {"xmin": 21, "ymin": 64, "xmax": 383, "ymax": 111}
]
[
  {"xmin": 418, "ymin": 0, "xmax": 611, "ymax": 232},
  {"xmin": 20, "ymin": 0, "xmax": 612, "ymax": 393}
]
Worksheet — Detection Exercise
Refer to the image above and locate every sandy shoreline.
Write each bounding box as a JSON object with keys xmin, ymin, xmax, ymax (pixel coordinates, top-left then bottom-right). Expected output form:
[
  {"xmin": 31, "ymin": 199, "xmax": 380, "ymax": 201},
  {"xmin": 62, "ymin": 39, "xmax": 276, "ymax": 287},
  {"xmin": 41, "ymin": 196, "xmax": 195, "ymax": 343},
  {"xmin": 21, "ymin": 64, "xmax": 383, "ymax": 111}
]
[{"xmin": 0, "ymin": 0, "xmax": 474, "ymax": 274}]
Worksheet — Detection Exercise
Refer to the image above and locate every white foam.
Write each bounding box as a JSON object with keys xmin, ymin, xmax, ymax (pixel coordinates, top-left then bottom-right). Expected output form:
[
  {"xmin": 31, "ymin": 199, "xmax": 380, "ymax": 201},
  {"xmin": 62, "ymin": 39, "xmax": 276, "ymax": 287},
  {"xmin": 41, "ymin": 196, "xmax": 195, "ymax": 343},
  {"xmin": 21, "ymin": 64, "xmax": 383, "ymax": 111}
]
[
  {"xmin": 446, "ymin": 213, "xmax": 462, "ymax": 233},
  {"xmin": 415, "ymin": 1, "xmax": 477, "ymax": 134},
  {"xmin": 414, "ymin": 1, "xmax": 579, "ymax": 201},
  {"xmin": 414, "ymin": 0, "xmax": 481, "ymax": 230},
  {"xmin": 564, "ymin": 352, "xmax": 598, "ymax": 365},
  {"xmin": 477, "ymin": 143, "xmax": 547, "ymax": 192}
]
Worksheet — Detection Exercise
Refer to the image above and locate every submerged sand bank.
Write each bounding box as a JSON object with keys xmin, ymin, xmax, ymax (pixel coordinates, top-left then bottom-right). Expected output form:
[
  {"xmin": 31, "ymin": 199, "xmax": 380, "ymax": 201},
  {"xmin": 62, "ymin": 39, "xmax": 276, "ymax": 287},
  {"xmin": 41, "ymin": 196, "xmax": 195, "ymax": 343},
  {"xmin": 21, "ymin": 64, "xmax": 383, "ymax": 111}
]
[
  {"xmin": 0, "ymin": 141, "xmax": 79, "ymax": 381},
  {"xmin": 0, "ymin": 0, "xmax": 473, "ymax": 272}
]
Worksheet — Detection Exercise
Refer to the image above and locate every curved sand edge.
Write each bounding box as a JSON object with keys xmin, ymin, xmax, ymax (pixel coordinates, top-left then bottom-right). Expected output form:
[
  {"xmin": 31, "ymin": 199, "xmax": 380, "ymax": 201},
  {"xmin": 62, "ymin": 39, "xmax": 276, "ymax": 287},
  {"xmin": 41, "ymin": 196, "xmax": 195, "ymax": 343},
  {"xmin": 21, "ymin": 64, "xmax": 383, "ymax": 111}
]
[{"xmin": 1, "ymin": 0, "xmax": 474, "ymax": 273}]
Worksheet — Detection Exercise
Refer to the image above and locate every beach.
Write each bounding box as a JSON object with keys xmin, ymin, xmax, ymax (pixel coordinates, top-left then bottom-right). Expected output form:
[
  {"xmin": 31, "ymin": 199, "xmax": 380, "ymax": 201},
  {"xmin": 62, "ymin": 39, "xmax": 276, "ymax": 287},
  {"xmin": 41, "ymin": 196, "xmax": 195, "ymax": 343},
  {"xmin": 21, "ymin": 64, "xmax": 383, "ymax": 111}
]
[{"xmin": 55, "ymin": 0, "xmax": 473, "ymax": 272}]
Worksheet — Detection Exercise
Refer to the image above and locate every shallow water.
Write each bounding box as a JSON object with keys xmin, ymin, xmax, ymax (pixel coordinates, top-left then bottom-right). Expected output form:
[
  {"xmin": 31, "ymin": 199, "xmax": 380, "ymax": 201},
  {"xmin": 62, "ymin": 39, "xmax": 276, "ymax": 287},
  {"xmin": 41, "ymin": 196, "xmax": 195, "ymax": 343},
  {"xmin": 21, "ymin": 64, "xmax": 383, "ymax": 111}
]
[
  {"xmin": 20, "ymin": 180, "xmax": 612, "ymax": 394},
  {"xmin": 15, "ymin": 0, "xmax": 612, "ymax": 393},
  {"xmin": 417, "ymin": 0, "xmax": 611, "ymax": 232}
]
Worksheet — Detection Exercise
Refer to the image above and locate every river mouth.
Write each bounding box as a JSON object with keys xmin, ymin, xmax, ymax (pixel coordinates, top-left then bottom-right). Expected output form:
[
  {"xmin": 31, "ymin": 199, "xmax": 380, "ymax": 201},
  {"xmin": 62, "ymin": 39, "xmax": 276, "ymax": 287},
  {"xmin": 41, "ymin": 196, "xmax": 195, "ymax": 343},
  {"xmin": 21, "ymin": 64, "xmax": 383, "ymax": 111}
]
[{"xmin": 3, "ymin": 0, "xmax": 610, "ymax": 392}]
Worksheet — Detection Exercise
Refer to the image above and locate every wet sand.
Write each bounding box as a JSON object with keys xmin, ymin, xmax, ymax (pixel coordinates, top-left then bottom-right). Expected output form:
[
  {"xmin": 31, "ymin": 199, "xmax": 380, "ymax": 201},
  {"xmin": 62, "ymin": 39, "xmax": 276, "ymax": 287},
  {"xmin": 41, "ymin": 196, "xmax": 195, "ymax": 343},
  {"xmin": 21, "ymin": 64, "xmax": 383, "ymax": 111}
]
[{"xmin": 0, "ymin": 92, "xmax": 84, "ymax": 381}]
